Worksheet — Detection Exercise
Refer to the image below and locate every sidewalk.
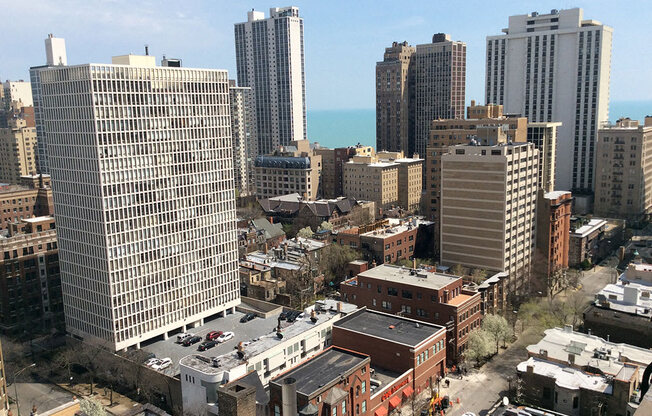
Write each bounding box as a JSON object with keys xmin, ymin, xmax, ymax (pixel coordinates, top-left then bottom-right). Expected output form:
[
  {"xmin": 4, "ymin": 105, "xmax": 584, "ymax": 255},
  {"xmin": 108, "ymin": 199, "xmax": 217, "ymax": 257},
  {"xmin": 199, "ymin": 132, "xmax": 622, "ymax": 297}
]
[{"xmin": 57, "ymin": 382, "xmax": 142, "ymax": 415}]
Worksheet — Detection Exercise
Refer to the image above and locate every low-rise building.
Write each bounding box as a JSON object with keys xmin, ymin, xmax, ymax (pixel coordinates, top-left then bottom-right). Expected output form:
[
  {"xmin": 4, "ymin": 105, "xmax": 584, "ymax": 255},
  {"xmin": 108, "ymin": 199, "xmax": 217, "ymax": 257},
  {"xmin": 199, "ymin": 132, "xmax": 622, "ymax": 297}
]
[
  {"xmin": 583, "ymin": 263, "xmax": 652, "ymax": 349},
  {"xmin": 269, "ymin": 346, "xmax": 371, "ymax": 416},
  {"xmin": 237, "ymin": 218, "xmax": 285, "ymax": 257},
  {"xmin": 535, "ymin": 190, "xmax": 572, "ymax": 280},
  {"xmin": 239, "ymin": 261, "xmax": 286, "ymax": 303},
  {"xmin": 569, "ymin": 218, "xmax": 607, "ymax": 267},
  {"xmin": 0, "ymin": 216, "xmax": 62, "ymax": 333},
  {"xmin": 314, "ymin": 144, "xmax": 373, "ymax": 199},
  {"xmin": 0, "ymin": 174, "xmax": 53, "ymax": 230},
  {"xmin": 340, "ymin": 264, "xmax": 482, "ymax": 363},
  {"xmin": 179, "ymin": 300, "xmax": 358, "ymax": 415},
  {"xmin": 332, "ymin": 308, "xmax": 447, "ymax": 415},
  {"xmin": 254, "ymin": 140, "xmax": 322, "ymax": 201},
  {"xmin": 517, "ymin": 326, "xmax": 652, "ymax": 416}
]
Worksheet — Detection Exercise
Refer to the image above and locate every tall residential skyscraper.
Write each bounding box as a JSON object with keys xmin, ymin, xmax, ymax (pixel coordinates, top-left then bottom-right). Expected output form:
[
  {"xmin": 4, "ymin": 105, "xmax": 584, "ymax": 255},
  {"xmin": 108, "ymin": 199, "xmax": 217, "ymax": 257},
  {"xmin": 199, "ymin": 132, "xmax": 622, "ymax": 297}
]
[
  {"xmin": 234, "ymin": 7, "xmax": 306, "ymax": 155},
  {"xmin": 486, "ymin": 8, "xmax": 612, "ymax": 192},
  {"xmin": 376, "ymin": 41, "xmax": 415, "ymax": 155},
  {"xmin": 414, "ymin": 33, "xmax": 466, "ymax": 157},
  {"xmin": 30, "ymin": 34, "xmax": 68, "ymax": 175},
  {"xmin": 229, "ymin": 80, "xmax": 257, "ymax": 196},
  {"xmin": 39, "ymin": 54, "xmax": 240, "ymax": 351},
  {"xmin": 440, "ymin": 143, "xmax": 538, "ymax": 298}
]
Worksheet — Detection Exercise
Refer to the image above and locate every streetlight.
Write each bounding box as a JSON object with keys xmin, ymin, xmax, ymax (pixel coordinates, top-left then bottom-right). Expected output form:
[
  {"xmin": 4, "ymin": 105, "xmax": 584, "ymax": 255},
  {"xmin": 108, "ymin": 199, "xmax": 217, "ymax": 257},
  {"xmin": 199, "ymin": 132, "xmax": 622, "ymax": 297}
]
[{"xmin": 13, "ymin": 363, "xmax": 36, "ymax": 416}]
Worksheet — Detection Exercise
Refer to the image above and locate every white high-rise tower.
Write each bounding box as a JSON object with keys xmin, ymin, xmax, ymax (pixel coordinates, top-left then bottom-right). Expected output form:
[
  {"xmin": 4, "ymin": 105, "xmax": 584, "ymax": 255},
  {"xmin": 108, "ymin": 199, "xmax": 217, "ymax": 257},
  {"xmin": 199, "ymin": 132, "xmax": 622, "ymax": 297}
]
[
  {"xmin": 234, "ymin": 7, "xmax": 306, "ymax": 155},
  {"xmin": 486, "ymin": 8, "xmax": 612, "ymax": 192},
  {"xmin": 38, "ymin": 54, "xmax": 240, "ymax": 351}
]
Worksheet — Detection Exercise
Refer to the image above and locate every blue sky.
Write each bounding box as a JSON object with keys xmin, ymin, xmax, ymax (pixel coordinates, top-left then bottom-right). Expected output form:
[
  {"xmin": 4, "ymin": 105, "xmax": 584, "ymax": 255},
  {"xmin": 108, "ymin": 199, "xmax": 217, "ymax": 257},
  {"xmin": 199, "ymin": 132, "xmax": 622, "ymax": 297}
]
[{"xmin": 3, "ymin": 0, "xmax": 651, "ymax": 110}]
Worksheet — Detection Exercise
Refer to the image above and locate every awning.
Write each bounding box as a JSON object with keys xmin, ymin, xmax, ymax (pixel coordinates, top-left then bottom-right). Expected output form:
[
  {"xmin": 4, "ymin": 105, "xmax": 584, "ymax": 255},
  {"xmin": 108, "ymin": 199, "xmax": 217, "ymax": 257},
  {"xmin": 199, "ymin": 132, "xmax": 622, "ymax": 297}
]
[
  {"xmin": 388, "ymin": 395, "xmax": 402, "ymax": 409},
  {"xmin": 374, "ymin": 407, "xmax": 388, "ymax": 416},
  {"xmin": 402, "ymin": 386, "xmax": 414, "ymax": 399}
]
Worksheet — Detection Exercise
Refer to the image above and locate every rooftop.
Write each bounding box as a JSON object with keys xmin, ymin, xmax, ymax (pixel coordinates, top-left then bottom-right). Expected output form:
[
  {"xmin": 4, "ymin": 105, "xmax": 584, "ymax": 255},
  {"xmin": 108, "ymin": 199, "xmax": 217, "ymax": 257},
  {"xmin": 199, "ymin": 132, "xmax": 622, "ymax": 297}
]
[
  {"xmin": 334, "ymin": 308, "xmax": 444, "ymax": 348},
  {"xmin": 354, "ymin": 264, "xmax": 459, "ymax": 291},
  {"xmin": 544, "ymin": 190, "xmax": 572, "ymax": 200},
  {"xmin": 270, "ymin": 347, "xmax": 369, "ymax": 398},
  {"xmin": 527, "ymin": 327, "xmax": 652, "ymax": 381},
  {"xmin": 571, "ymin": 218, "xmax": 607, "ymax": 237},
  {"xmin": 517, "ymin": 357, "xmax": 613, "ymax": 394},
  {"xmin": 360, "ymin": 217, "xmax": 433, "ymax": 239},
  {"xmin": 594, "ymin": 278, "xmax": 652, "ymax": 318}
]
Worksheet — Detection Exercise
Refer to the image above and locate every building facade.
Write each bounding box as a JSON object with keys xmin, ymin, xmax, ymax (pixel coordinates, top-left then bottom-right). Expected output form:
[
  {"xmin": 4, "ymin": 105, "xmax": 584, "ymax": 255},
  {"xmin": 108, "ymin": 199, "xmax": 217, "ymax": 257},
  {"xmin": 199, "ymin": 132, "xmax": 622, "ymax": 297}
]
[
  {"xmin": 234, "ymin": 7, "xmax": 306, "ymax": 155},
  {"xmin": 229, "ymin": 80, "xmax": 257, "ymax": 197},
  {"xmin": 0, "ymin": 216, "xmax": 62, "ymax": 333},
  {"xmin": 424, "ymin": 102, "xmax": 527, "ymax": 250},
  {"xmin": 2, "ymin": 81, "xmax": 33, "ymax": 108},
  {"xmin": 486, "ymin": 8, "xmax": 613, "ymax": 192},
  {"xmin": 0, "ymin": 117, "xmax": 38, "ymax": 184},
  {"xmin": 254, "ymin": 140, "xmax": 322, "ymax": 201},
  {"xmin": 0, "ymin": 339, "xmax": 6, "ymax": 416},
  {"xmin": 314, "ymin": 145, "xmax": 373, "ymax": 199},
  {"xmin": 594, "ymin": 117, "xmax": 652, "ymax": 223},
  {"xmin": 568, "ymin": 218, "xmax": 606, "ymax": 267},
  {"xmin": 527, "ymin": 122, "xmax": 561, "ymax": 192},
  {"xmin": 440, "ymin": 143, "xmax": 538, "ymax": 298},
  {"xmin": 341, "ymin": 264, "xmax": 482, "ymax": 363},
  {"xmin": 39, "ymin": 54, "xmax": 240, "ymax": 351},
  {"xmin": 30, "ymin": 34, "xmax": 68, "ymax": 175},
  {"xmin": 535, "ymin": 191, "xmax": 572, "ymax": 284},
  {"xmin": 0, "ymin": 175, "xmax": 54, "ymax": 231},
  {"xmin": 376, "ymin": 41, "xmax": 415, "ymax": 155},
  {"xmin": 414, "ymin": 34, "xmax": 466, "ymax": 157}
]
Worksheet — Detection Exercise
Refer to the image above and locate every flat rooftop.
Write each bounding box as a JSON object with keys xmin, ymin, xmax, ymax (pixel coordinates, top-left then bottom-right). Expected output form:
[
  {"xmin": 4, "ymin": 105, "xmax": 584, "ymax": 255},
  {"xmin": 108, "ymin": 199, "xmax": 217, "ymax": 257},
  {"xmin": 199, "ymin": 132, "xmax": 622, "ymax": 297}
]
[
  {"xmin": 355, "ymin": 264, "xmax": 459, "ymax": 291},
  {"xmin": 544, "ymin": 190, "xmax": 571, "ymax": 200},
  {"xmin": 595, "ymin": 280, "xmax": 652, "ymax": 317},
  {"xmin": 334, "ymin": 308, "xmax": 444, "ymax": 348},
  {"xmin": 270, "ymin": 347, "xmax": 369, "ymax": 397},
  {"xmin": 571, "ymin": 218, "xmax": 607, "ymax": 237},
  {"xmin": 517, "ymin": 357, "xmax": 612, "ymax": 394},
  {"xmin": 360, "ymin": 218, "xmax": 433, "ymax": 239}
]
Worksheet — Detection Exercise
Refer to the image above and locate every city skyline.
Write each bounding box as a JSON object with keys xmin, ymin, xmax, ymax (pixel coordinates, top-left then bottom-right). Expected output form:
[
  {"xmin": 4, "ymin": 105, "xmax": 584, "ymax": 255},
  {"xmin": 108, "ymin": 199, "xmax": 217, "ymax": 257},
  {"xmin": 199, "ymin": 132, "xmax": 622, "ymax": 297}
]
[{"xmin": 2, "ymin": 0, "xmax": 650, "ymax": 111}]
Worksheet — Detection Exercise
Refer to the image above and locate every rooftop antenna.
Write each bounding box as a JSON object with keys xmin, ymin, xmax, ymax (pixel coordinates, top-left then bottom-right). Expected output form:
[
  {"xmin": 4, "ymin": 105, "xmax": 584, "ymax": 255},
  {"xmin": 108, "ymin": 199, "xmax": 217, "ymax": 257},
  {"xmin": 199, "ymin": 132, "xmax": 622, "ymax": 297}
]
[{"xmin": 145, "ymin": 44, "xmax": 149, "ymax": 56}]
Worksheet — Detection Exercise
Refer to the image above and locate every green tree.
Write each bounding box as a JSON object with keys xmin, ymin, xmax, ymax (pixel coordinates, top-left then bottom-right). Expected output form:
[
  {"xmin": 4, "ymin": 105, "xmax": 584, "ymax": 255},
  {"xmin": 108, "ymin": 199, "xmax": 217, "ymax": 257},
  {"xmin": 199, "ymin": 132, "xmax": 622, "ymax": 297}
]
[
  {"xmin": 451, "ymin": 264, "xmax": 464, "ymax": 276},
  {"xmin": 470, "ymin": 268, "xmax": 487, "ymax": 284},
  {"xmin": 318, "ymin": 221, "xmax": 334, "ymax": 232},
  {"xmin": 319, "ymin": 243, "xmax": 362, "ymax": 285},
  {"xmin": 297, "ymin": 226, "xmax": 314, "ymax": 238},
  {"xmin": 79, "ymin": 398, "xmax": 107, "ymax": 416},
  {"xmin": 482, "ymin": 314, "xmax": 513, "ymax": 353},
  {"xmin": 464, "ymin": 329, "xmax": 493, "ymax": 366}
]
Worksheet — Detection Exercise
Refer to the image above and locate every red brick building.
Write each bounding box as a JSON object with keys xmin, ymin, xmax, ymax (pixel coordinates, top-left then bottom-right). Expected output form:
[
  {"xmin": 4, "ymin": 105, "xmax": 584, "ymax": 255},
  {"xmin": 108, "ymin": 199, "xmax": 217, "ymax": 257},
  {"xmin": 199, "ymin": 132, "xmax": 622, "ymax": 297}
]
[
  {"xmin": 535, "ymin": 190, "xmax": 572, "ymax": 279},
  {"xmin": 0, "ymin": 175, "xmax": 54, "ymax": 230},
  {"xmin": 341, "ymin": 264, "xmax": 482, "ymax": 363},
  {"xmin": 333, "ymin": 308, "xmax": 447, "ymax": 416},
  {"xmin": 269, "ymin": 346, "xmax": 371, "ymax": 416}
]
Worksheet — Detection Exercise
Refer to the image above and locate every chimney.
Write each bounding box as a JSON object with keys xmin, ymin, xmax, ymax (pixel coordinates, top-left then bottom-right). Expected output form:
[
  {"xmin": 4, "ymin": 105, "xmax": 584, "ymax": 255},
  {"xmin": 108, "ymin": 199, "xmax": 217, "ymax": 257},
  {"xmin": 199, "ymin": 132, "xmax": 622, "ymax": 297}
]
[
  {"xmin": 337, "ymin": 302, "xmax": 343, "ymax": 313},
  {"xmin": 568, "ymin": 354, "xmax": 575, "ymax": 365},
  {"xmin": 281, "ymin": 378, "xmax": 298, "ymax": 416},
  {"xmin": 588, "ymin": 329, "xmax": 592, "ymax": 335},
  {"xmin": 413, "ymin": 258, "xmax": 417, "ymax": 269},
  {"xmin": 269, "ymin": 216, "xmax": 274, "ymax": 224},
  {"xmin": 527, "ymin": 365, "xmax": 534, "ymax": 374}
]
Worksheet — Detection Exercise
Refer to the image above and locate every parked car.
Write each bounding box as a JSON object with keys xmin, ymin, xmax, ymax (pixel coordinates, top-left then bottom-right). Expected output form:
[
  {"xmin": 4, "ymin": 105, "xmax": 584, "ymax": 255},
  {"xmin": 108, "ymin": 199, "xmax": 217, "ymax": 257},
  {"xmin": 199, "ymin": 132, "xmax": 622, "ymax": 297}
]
[
  {"xmin": 144, "ymin": 357, "xmax": 158, "ymax": 367},
  {"xmin": 198, "ymin": 340, "xmax": 217, "ymax": 351},
  {"xmin": 141, "ymin": 352, "xmax": 156, "ymax": 363},
  {"xmin": 206, "ymin": 331, "xmax": 223, "ymax": 341},
  {"xmin": 177, "ymin": 332, "xmax": 194, "ymax": 343},
  {"xmin": 240, "ymin": 313, "xmax": 256, "ymax": 323},
  {"xmin": 183, "ymin": 336, "xmax": 202, "ymax": 346},
  {"xmin": 279, "ymin": 311, "xmax": 288, "ymax": 320},
  {"xmin": 216, "ymin": 331, "xmax": 234, "ymax": 343},
  {"xmin": 152, "ymin": 357, "xmax": 172, "ymax": 371},
  {"xmin": 287, "ymin": 310, "xmax": 301, "ymax": 323}
]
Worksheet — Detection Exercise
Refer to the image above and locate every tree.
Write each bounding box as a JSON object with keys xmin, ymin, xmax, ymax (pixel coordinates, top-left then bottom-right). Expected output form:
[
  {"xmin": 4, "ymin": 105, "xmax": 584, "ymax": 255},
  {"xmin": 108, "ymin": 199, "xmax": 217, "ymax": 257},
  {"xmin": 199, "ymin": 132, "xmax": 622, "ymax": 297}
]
[
  {"xmin": 319, "ymin": 243, "xmax": 362, "ymax": 286},
  {"xmin": 482, "ymin": 314, "xmax": 513, "ymax": 354},
  {"xmin": 470, "ymin": 268, "xmax": 487, "ymax": 284},
  {"xmin": 347, "ymin": 205, "xmax": 373, "ymax": 226},
  {"xmin": 464, "ymin": 329, "xmax": 493, "ymax": 366},
  {"xmin": 530, "ymin": 250, "xmax": 578, "ymax": 300},
  {"xmin": 237, "ymin": 201, "xmax": 264, "ymax": 222},
  {"xmin": 297, "ymin": 226, "xmax": 314, "ymax": 238},
  {"xmin": 318, "ymin": 221, "xmax": 334, "ymax": 232},
  {"xmin": 79, "ymin": 398, "xmax": 107, "ymax": 416},
  {"xmin": 450, "ymin": 264, "xmax": 464, "ymax": 276}
]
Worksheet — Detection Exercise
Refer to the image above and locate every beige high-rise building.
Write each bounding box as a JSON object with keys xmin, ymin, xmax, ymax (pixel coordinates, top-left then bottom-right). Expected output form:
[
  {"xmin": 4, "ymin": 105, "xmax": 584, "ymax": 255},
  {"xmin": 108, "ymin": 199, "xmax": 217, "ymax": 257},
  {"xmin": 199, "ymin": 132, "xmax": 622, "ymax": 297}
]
[
  {"xmin": 440, "ymin": 142, "xmax": 538, "ymax": 299},
  {"xmin": 595, "ymin": 117, "xmax": 652, "ymax": 223},
  {"xmin": 527, "ymin": 122, "xmax": 561, "ymax": 192},
  {"xmin": 315, "ymin": 145, "xmax": 373, "ymax": 199},
  {"xmin": 254, "ymin": 140, "xmax": 322, "ymax": 201},
  {"xmin": 0, "ymin": 117, "xmax": 38, "ymax": 184},
  {"xmin": 343, "ymin": 150, "xmax": 422, "ymax": 215},
  {"xmin": 376, "ymin": 41, "xmax": 415, "ymax": 155},
  {"xmin": 425, "ymin": 102, "xmax": 527, "ymax": 254}
]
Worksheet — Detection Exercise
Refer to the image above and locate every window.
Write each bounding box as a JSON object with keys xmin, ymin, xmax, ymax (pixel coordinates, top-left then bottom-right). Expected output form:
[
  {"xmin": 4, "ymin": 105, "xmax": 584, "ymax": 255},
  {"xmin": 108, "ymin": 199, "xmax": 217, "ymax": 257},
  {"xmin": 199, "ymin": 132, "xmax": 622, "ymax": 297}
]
[
  {"xmin": 361, "ymin": 381, "xmax": 366, "ymax": 394},
  {"xmin": 362, "ymin": 401, "xmax": 366, "ymax": 413},
  {"xmin": 401, "ymin": 305, "xmax": 411, "ymax": 314},
  {"xmin": 543, "ymin": 387, "xmax": 551, "ymax": 399},
  {"xmin": 332, "ymin": 407, "xmax": 337, "ymax": 416},
  {"xmin": 275, "ymin": 405, "xmax": 281, "ymax": 416},
  {"xmin": 417, "ymin": 308, "xmax": 427, "ymax": 317},
  {"xmin": 388, "ymin": 287, "xmax": 398, "ymax": 296},
  {"xmin": 342, "ymin": 401, "xmax": 346, "ymax": 414},
  {"xmin": 573, "ymin": 396, "xmax": 578, "ymax": 409},
  {"xmin": 402, "ymin": 290, "xmax": 412, "ymax": 299},
  {"xmin": 382, "ymin": 301, "xmax": 392, "ymax": 310}
]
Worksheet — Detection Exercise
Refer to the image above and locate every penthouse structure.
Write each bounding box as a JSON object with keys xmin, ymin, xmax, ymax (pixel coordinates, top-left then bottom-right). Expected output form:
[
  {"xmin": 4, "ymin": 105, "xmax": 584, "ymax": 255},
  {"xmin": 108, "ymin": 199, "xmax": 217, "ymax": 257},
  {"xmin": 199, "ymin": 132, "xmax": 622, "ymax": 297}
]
[
  {"xmin": 341, "ymin": 264, "xmax": 482, "ymax": 363},
  {"xmin": 440, "ymin": 143, "xmax": 538, "ymax": 298},
  {"xmin": 0, "ymin": 216, "xmax": 62, "ymax": 333},
  {"xmin": 234, "ymin": 7, "xmax": 306, "ymax": 154},
  {"xmin": 595, "ymin": 117, "xmax": 652, "ymax": 224},
  {"xmin": 486, "ymin": 8, "xmax": 613, "ymax": 192},
  {"xmin": 254, "ymin": 139, "xmax": 322, "ymax": 201},
  {"xmin": 583, "ymin": 263, "xmax": 652, "ymax": 349},
  {"xmin": 0, "ymin": 175, "xmax": 54, "ymax": 230},
  {"xmin": 38, "ymin": 54, "xmax": 240, "ymax": 351},
  {"xmin": 424, "ymin": 101, "xmax": 527, "ymax": 240},
  {"xmin": 517, "ymin": 326, "xmax": 652, "ymax": 415}
]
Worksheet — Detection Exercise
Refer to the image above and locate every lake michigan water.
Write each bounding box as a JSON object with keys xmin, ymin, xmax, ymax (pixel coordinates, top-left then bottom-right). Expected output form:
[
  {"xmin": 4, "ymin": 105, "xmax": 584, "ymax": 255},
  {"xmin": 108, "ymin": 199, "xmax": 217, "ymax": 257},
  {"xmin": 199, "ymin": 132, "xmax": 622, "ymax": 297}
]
[{"xmin": 308, "ymin": 101, "xmax": 652, "ymax": 149}]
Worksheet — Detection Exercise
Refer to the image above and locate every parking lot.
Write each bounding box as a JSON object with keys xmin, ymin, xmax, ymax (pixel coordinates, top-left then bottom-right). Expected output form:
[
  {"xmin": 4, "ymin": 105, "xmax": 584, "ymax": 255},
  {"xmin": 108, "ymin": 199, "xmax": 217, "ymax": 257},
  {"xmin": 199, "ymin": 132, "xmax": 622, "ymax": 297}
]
[{"xmin": 141, "ymin": 310, "xmax": 282, "ymax": 376}]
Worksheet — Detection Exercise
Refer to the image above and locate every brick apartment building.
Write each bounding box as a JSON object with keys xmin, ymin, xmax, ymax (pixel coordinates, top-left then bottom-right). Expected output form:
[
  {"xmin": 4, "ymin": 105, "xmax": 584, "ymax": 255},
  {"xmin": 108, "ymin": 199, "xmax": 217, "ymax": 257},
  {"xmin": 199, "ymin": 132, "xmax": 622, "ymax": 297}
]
[
  {"xmin": 341, "ymin": 264, "xmax": 482, "ymax": 363},
  {"xmin": 314, "ymin": 145, "xmax": 373, "ymax": 199},
  {"xmin": 0, "ymin": 174, "xmax": 54, "ymax": 230},
  {"xmin": 535, "ymin": 190, "xmax": 572, "ymax": 281},
  {"xmin": 333, "ymin": 308, "xmax": 447, "ymax": 415},
  {"xmin": 0, "ymin": 216, "xmax": 62, "ymax": 333},
  {"xmin": 269, "ymin": 346, "xmax": 371, "ymax": 416}
]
